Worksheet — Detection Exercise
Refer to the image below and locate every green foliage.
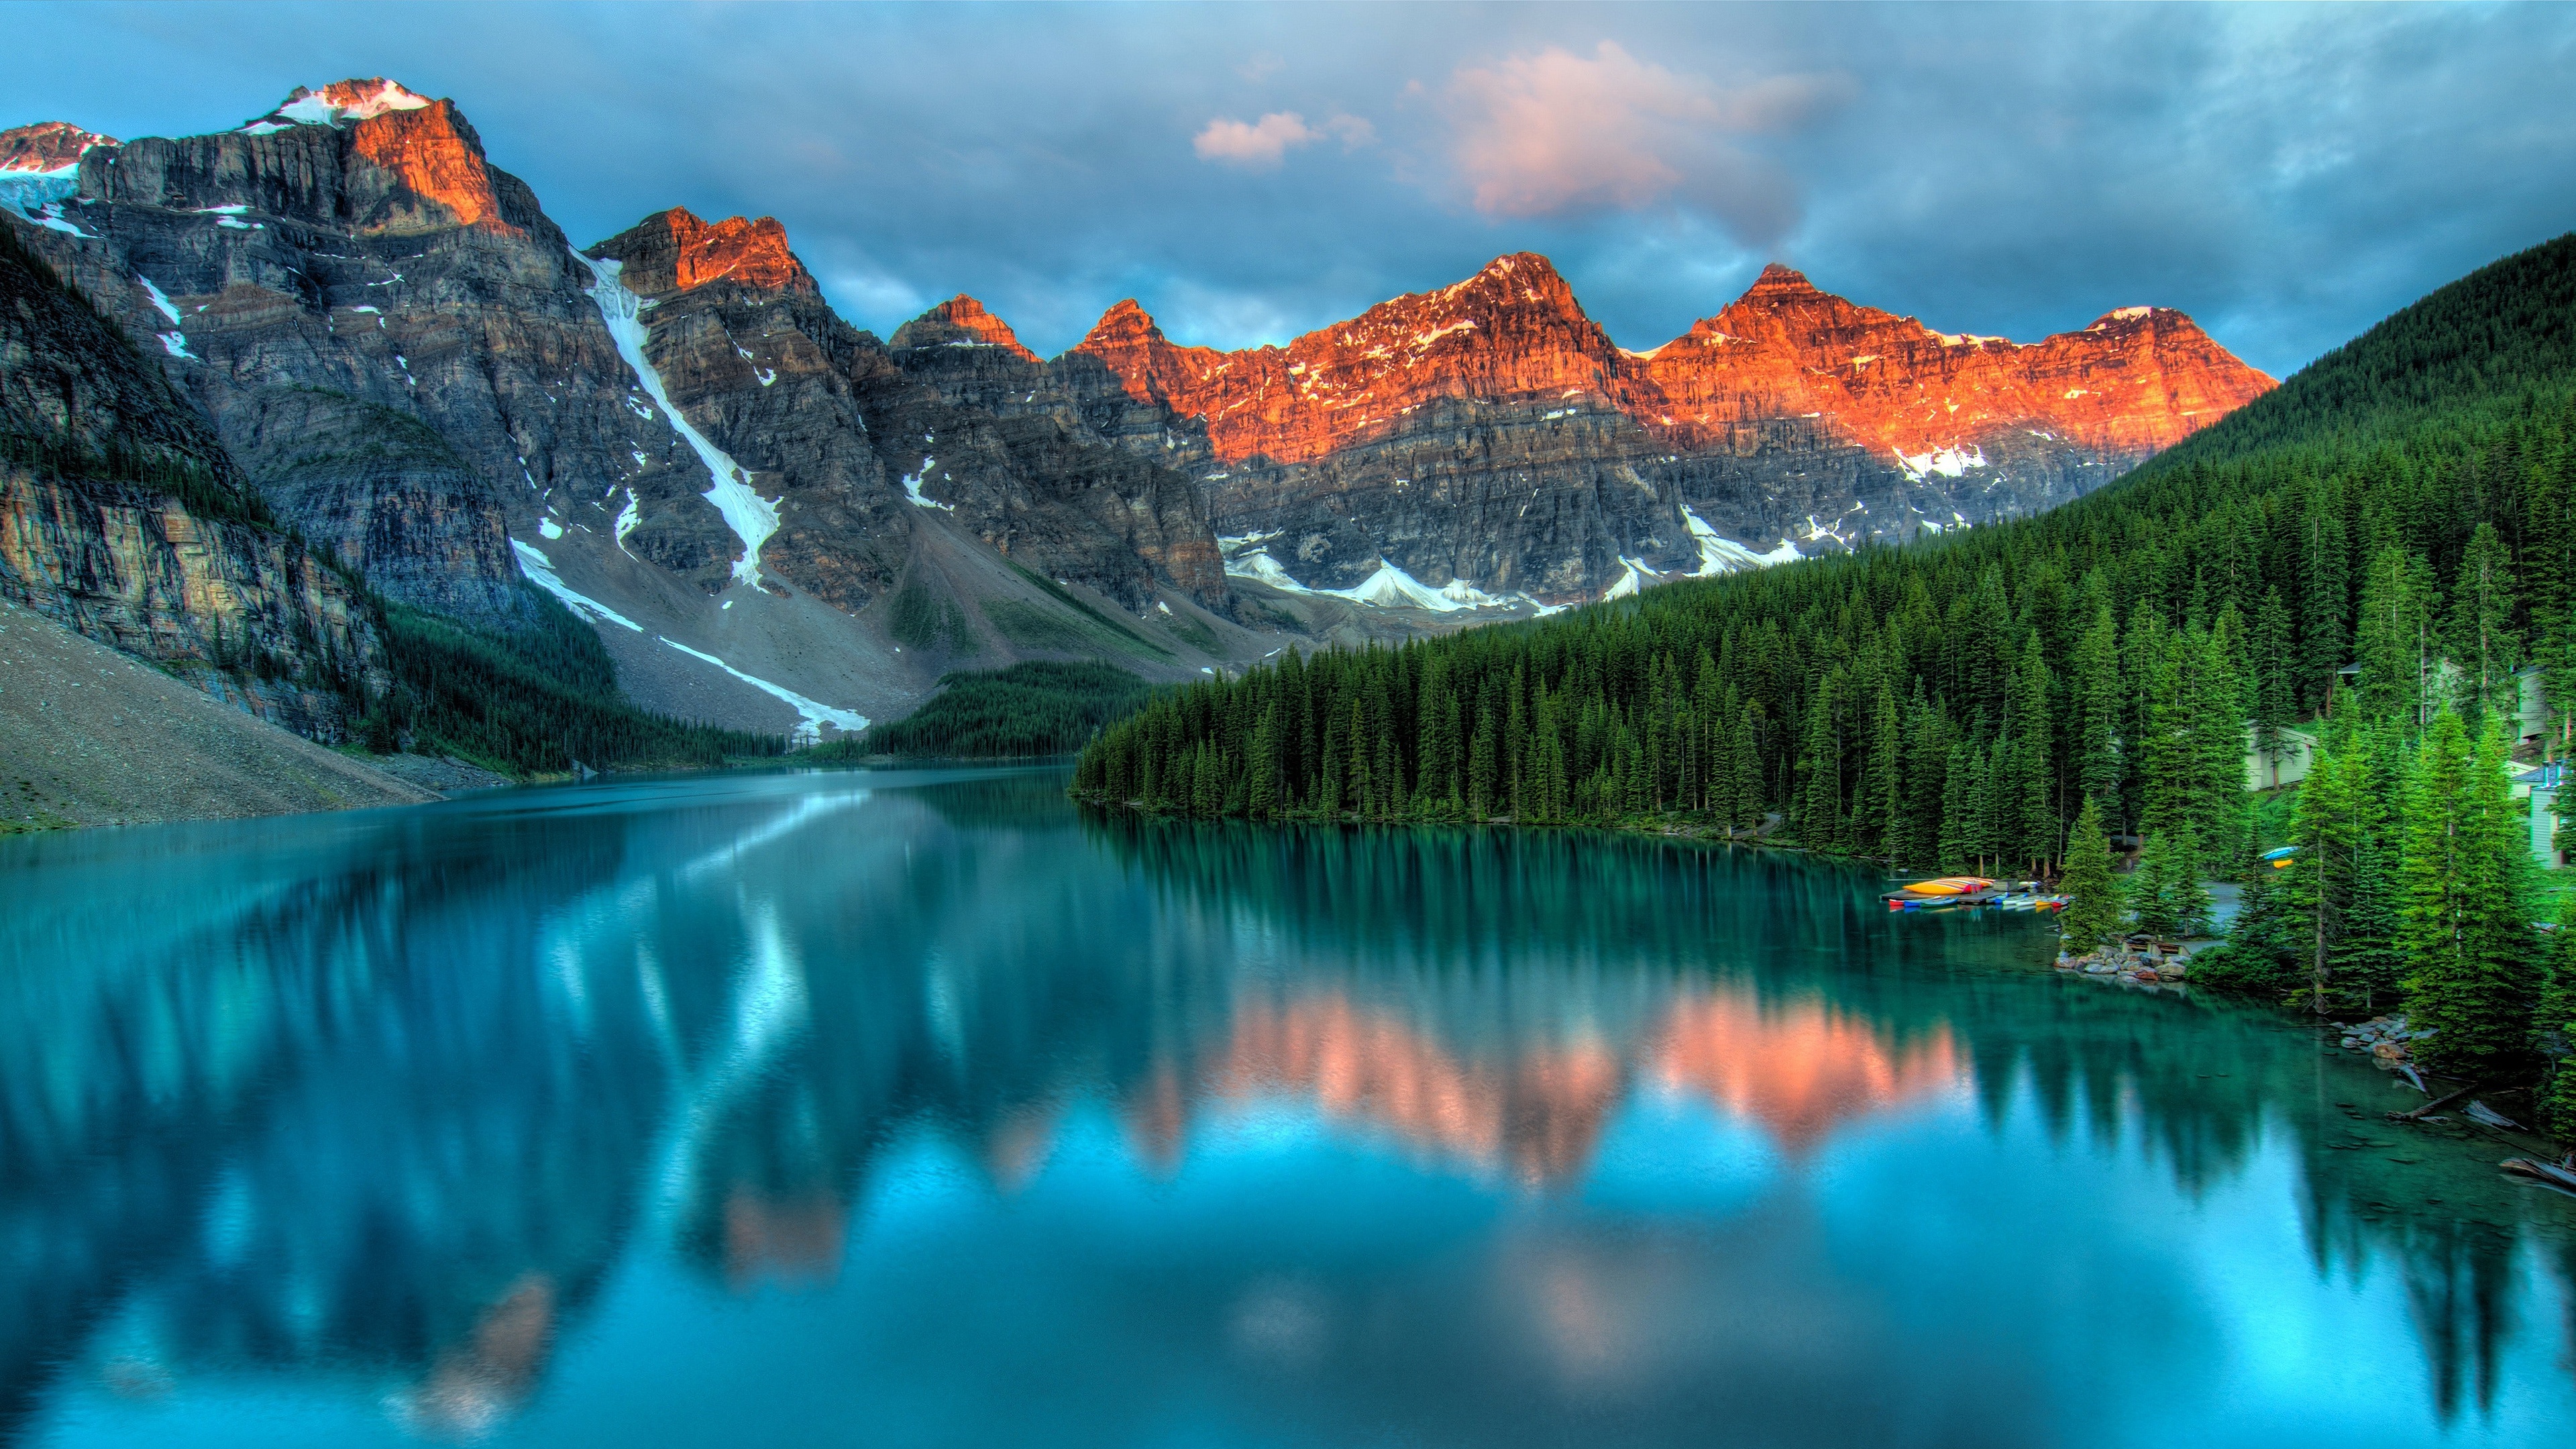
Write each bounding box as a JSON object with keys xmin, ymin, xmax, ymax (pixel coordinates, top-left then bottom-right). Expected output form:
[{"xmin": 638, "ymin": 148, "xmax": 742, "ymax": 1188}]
[
  {"xmin": 1000, "ymin": 562, "xmax": 1173, "ymax": 659},
  {"xmin": 824, "ymin": 661, "xmax": 1150, "ymax": 761},
  {"xmin": 2538, "ymin": 916, "xmax": 2576, "ymax": 1132},
  {"xmin": 384, "ymin": 588, "xmax": 784, "ymax": 774},
  {"xmin": 2057, "ymin": 796, "xmax": 2124, "ymax": 952},
  {"xmin": 887, "ymin": 578, "xmax": 977, "ymax": 655},
  {"xmin": 1079, "ymin": 237, "xmax": 2576, "ymax": 859},
  {"xmin": 2398, "ymin": 712, "xmax": 2539, "ymax": 1075},
  {"xmin": 2131, "ymin": 828, "xmax": 2212, "ymax": 938},
  {"xmin": 0, "ymin": 427, "xmax": 276, "ymax": 531}
]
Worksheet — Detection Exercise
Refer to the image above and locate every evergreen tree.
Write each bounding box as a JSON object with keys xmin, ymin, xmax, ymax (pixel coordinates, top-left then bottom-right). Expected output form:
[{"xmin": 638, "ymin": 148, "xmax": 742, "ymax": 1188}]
[
  {"xmin": 2536, "ymin": 907, "xmax": 2576, "ymax": 1134},
  {"xmin": 2057, "ymin": 797, "xmax": 2125, "ymax": 954},
  {"xmin": 2446, "ymin": 521, "xmax": 2518, "ymax": 722},
  {"xmin": 2399, "ymin": 712, "xmax": 2538, "ymax": 1077},
  {"xmin": 2132, "ymin": 830, "xmax": 2184, "ymax": 938},
  {"xmin": 2072, "ymin": 603, "xmax": 2124, "ymax": 820},
  {"xmin": 2251, "ymin": 587, "xmax": 2297, "ymax": 786},
  {"xmin": 2006, "ymin": 632, "xmax": 2057, "ymax": 870}
]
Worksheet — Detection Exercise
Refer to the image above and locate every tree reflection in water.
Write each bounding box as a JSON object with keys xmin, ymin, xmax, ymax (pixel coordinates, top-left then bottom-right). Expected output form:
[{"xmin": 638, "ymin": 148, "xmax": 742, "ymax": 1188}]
[{"xmin": 0, "ymin": 769, "xmax": 2567, "ymax": 1446}]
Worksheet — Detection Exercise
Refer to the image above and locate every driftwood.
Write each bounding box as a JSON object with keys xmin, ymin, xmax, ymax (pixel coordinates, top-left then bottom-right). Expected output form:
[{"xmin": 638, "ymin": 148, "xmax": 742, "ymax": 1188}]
[
  {"xmin": 2500, "ymin": 1157, "xmax": 2576, "ymax": 1194},
  {"xmin": 2387, "ymin": 1083, "xmax": 2484, "ymax": 1122}
]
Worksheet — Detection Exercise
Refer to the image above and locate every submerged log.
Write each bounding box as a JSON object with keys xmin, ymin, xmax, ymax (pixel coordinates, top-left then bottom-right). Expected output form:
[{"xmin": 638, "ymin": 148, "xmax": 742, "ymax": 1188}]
[{"xmin": 2387, "ymin": 1083, "xmax": 2483, "ymax": 1122}]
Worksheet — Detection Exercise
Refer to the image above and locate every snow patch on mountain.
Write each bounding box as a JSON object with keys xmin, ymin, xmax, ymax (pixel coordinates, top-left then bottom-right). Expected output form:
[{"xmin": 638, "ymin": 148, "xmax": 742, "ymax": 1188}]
[
  {"xmin": 513, "ymin": 539, "xmax": 644, "ymax": 631},
  {"xmin": 1221, "ymin": 541, "xmax": 1513, "ymax": 613},
  {"xmin": 250, "ymin": 80, "xmax": 435, "ymax": 131},
  {"xmin": 1682, "ymin": 506, "xmax": 1801, "ymax": 574},
  {"xmin": 655, "ymin": 637, "xmax": 867, "ymax": 745},
  {"xmin": 1894, "ymin": 443, "xmax": 1988, "ymax": 481},
  {"xmin": 578, "ymin": 251, "xmax": 780, "ymax": 586}
]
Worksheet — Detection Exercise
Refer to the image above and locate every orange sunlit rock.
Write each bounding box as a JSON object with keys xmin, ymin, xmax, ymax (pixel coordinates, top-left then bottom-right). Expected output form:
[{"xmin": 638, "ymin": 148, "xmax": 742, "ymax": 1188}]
[
  {"xmin": 894, "ymin": 294, "xmax": 1042, "ymax": 360},
  {"xmin": 1638, "ymin": 263, "xmax": 2273, "ymax": 461},
  {"xmin": 1650, "ymin": 993, "xmax": 1965, "ymax": 1154},
  {"xmin": 1075, "ymin": 254, "xmax": 2272, "ymax": 470},
  {"xmin": 349, "ymin": 101, "xmax": 508, "ymax": 233},
  {"xmin": 601, "ymin": 207, "xmax": 818, "ymax": 299}
]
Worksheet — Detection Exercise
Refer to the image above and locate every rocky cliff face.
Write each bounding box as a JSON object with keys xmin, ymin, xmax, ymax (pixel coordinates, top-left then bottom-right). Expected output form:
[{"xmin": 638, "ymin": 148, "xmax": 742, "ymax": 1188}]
[
  {"xmin": 1075, "ymin": 256, "xmax": 2275, "ymax": 600},
  {"xmin": 1, "ymin": 220, "xmax": 390, "ymax": 737},
  {"xmin": 1, "ymin": 88, "xmax": 756, "ymax": 623},
  {"xmin": 582, "ymin": 209, "xmax": 1227, "ymax": 617}
]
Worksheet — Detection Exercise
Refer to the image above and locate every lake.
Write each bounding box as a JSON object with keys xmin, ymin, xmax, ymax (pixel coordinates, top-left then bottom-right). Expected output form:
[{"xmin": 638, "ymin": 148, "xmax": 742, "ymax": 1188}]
[{"xmin": 2, "ymin": 766, "xmax": 2570, "ymax": 1447}]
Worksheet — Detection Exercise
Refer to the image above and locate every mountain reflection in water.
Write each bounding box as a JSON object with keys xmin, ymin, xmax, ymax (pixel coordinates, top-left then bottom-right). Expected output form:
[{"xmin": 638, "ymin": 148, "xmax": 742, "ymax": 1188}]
[{"xmin": 0, "ymin": 767, "xmax": 2569, "ymax": 1448}]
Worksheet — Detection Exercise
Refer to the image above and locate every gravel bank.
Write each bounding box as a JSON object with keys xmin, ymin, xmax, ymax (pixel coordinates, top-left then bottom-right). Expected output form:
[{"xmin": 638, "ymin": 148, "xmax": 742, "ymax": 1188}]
[{"xmin": 0, "ymin": 598, "xmax": 436, "ymax": 828}]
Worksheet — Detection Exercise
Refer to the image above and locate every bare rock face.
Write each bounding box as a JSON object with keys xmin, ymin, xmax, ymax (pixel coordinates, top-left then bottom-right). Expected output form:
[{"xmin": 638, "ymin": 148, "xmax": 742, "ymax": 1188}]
[
  {"xmin": 227, "ymin": 387, "xmax": 523, "ymax": 621},
  {"xmin": 881, "ymin": 295, "xmax": 1227, "ymax": 610},
  {"xmin": 586, "ymin": 206, "xmax": 906, "ymax": 610},
  {"xmin": 890, "ymin": 294, "xmax": 1038, "ymax": 360},
  {"xmin": 586, "ymin": 206, "xmax": 1228, "ymax": 614},
  {"xmin": 0, "ymin": 122, "xmax": 118, "ymax": 174},
  {"xmin": 11, "ymin": 82, "xmax": 743, "ymax": 621},
  {"xmin": 1, "ymin": 219, "xmax": 390, "ymax": 737},
  {"xmin": 1076, "ymin": 256, "xmax": 2275, "ymax": 600}
]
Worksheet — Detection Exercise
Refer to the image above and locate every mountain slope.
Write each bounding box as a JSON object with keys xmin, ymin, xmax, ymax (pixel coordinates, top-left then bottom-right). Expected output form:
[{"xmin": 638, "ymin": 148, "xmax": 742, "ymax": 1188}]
[
  {"xmin": 1, "ymin": 219, "xmax": 392, "ymax": 739},
  {"xmin": 1072, "ymin": 255, "xmax": 2273, "ymax": 602},
  {"xmin": 0, "ymin": 597, "xmax": 431, "ymax": 828},
  {"xmin": 1075, "ymin": 232, "xmax": 2576, "ymax": 864}
]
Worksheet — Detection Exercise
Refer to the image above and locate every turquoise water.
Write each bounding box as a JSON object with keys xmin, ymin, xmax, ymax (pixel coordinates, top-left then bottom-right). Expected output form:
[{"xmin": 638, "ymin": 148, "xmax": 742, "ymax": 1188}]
[{"xmin": 1, "ymin": 766, "xmax": 2569, "ymax": 1447}]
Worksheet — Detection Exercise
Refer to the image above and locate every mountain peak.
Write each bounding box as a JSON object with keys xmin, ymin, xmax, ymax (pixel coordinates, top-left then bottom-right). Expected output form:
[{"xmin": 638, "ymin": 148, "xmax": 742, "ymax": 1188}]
[
  {"xmin": 0, "ymin": 121, "xmax": 119, "ymax": 174},
  {"xmin": 1742, "ymin": 262, "xmax": 1823, "ymax": 299},
  {"xmin": 589, "ymin": 208, "xmax": 816, "ymax": 299},
  {"xmin": 244, "ymin": 78, "xmax": 437, "ymax": 134},
  {"xmin": 891, "ymin": 294, "xmax": 1039, "ymax": 360}
]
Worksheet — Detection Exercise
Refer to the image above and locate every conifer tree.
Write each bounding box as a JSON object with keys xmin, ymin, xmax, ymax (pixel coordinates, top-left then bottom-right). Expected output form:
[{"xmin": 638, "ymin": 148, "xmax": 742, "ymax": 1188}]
[
  {"xmin": 2302, "ymin": 501, "xmax": 2351, "ymax": 716},
  {"xmin": 2057, "ymin": 797, "xmax": 2125, "ymax": 954},
  {"xmin": 2251, "ymin": 587, "xmax": 2297, "ymax": 785},
  {"xmin": 2447, "ymin": 522, "xmax": 2519, "ymax": 721},
  {"xmin": 2536, "ymin": 906, "xmax": 2576, "ymax": 1133},
  {"xmin": 2072, "ymin": 604, "xmax": 2123, "ymax": 820},
  {"xmin": 2132, "ymin": 829, "xmax": 2183, "ymax": 938},
  {"xmin": 2398, "ymin": 712, "xmax": 2536, "ymax": 1076},
  {"xmin": 2003, "ymin": 633, "xmax": 2057, "ymax": 869}
]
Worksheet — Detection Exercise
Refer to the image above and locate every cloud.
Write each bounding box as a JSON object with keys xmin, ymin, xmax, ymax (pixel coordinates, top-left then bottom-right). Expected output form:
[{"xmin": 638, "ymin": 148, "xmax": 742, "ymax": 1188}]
[
  {"xmin": 1193, "ymin": 109, "xmax": 1374, "ymax": 168},
  {"xmin": 1445, "ymin": 42, "xmax": 1849, "ymax": 244}
]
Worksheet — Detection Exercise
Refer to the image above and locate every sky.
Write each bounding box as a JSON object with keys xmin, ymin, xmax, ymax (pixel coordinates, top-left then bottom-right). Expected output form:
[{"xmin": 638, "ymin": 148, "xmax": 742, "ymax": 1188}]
[{"xmin": 13, "ymin": 1, "xmax": 2576, "ymax": 379}]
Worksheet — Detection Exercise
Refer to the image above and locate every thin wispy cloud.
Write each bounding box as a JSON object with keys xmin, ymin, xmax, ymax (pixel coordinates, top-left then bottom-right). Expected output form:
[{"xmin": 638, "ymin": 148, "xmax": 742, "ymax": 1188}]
[{"xmin": 1193, "ymin": 109, "xmax": 1373, "ymax": 168}]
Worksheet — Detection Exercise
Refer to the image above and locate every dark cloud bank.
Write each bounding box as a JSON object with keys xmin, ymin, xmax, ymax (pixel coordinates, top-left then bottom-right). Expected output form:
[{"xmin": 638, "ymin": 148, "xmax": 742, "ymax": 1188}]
[{"xmin": 14, "ymin": 1, "xmax": 2576, "ymax": 377}]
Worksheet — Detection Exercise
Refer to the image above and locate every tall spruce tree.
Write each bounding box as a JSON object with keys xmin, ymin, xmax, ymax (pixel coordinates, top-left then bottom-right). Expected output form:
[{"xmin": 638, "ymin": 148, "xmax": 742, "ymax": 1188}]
[
  {"xmin": 2398, "ymin": 712, "xmax": 2538, "ymax": 1077},
  {"xmin": 2058, "ymin": 796, "xmax": 2125, "ymax": 954}
]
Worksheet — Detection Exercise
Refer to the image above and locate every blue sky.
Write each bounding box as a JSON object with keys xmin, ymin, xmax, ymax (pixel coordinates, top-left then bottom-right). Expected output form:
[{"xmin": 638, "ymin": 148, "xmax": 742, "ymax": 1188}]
[{"xmin": 15, "ymin": 1, "xmax": 2576, "ymax": 377}]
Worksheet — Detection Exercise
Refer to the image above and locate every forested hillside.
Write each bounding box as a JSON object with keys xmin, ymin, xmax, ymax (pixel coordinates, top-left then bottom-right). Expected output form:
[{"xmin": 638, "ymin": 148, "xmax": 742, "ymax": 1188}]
[{"xmin": 1075, "ymin": 233, "xmax": 2576, "ymax": 1108}]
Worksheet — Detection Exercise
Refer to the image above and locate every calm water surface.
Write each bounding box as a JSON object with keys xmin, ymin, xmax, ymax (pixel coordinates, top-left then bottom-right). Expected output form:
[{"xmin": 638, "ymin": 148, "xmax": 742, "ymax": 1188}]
[{"xmin": 3, "ymin": 767, "xmax": 2571, "ymax": 1447}]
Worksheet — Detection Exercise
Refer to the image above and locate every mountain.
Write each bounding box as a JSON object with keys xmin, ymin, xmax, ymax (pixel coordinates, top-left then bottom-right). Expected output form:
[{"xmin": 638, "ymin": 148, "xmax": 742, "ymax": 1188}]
[
  {"xmin": 0, "ymin": 75, "xmax": 2274, "ymax": 782},
  {"xmin": 1074, "ymin": 255, "xmax": 2273, "ymax": 604},
  {"xmin": 1074, "ymin": 231, "xmax": 2576, "ymax": 861},
  {"xmin": 0, "ymin": 85, "xmax": 1263, "ymax": 747}
]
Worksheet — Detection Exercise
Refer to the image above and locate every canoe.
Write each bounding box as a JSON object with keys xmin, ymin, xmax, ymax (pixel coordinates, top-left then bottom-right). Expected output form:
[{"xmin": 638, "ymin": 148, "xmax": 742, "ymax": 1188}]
[{"xmin": 1882, "ymin": 875, "xmax": 1999, "ymax": 909}]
